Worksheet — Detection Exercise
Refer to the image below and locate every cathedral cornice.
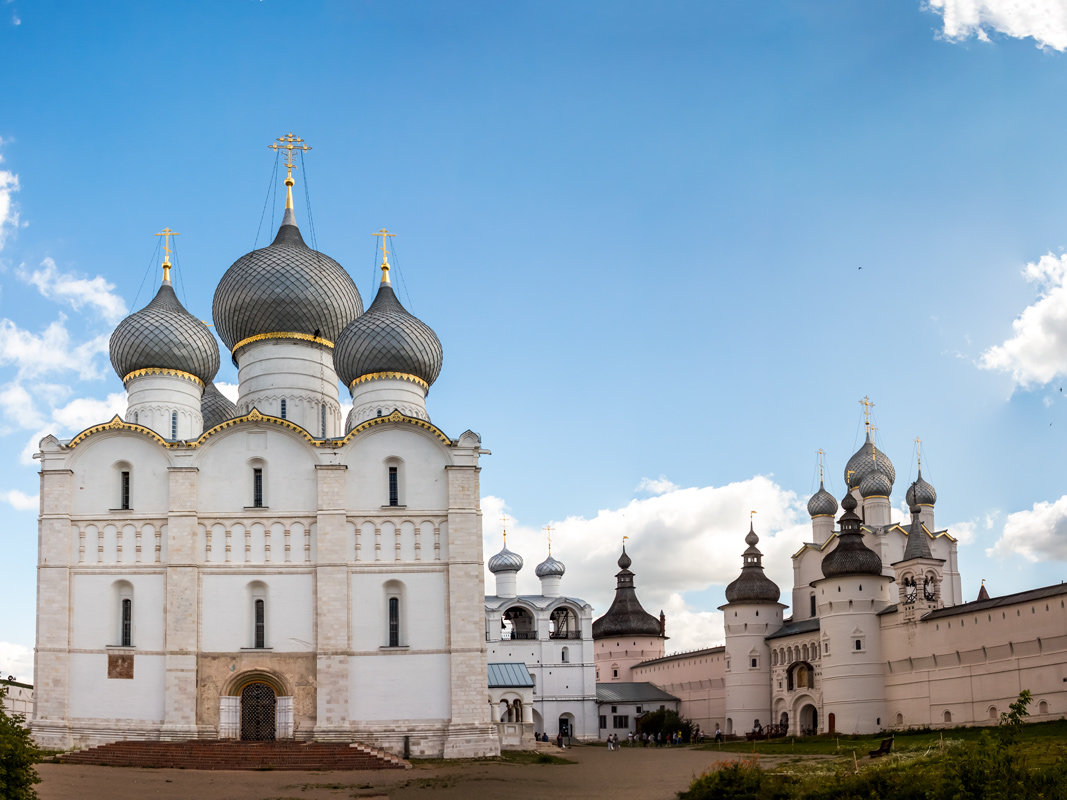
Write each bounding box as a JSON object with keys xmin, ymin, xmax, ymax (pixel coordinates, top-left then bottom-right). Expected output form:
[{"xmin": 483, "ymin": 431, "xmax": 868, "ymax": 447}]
[
  {"xmin": 122, "ymin": 367, "xmax": 205, "ymax": 388},
  {"xmin": 348, "ymin": 371, "xmax": 429, "ymax": 392},
  {"xmin": 65, "ymin": 408, "xmax": 451, "ymax": 450},
  {"xmin": 231, "ymin": 331, "xmax": 335, "ymax": 359}
]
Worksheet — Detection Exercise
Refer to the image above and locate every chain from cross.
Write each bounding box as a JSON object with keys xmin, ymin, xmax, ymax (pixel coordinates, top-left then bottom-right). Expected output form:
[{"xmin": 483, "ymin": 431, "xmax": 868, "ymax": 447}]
[
  {"xmin": 268, "ymin": 132, "xmax": 312, "ymax": 186},
  {"xmin": 154, "ymin": 227, "xmax": 179, "ymax": 281}
]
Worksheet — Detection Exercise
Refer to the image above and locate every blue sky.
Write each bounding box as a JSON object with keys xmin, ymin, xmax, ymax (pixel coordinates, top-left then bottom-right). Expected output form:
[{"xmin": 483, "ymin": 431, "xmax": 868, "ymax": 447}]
[{"xmin": 2, "ymin": 1, "xmax": 1067, "ymax": 680}]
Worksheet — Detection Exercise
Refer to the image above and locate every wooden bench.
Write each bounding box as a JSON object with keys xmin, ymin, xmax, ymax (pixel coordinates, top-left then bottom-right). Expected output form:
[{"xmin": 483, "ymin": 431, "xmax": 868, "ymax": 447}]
[{"xmin": 868, "ymin": 736, "xmax": 894, "ymax": 758}]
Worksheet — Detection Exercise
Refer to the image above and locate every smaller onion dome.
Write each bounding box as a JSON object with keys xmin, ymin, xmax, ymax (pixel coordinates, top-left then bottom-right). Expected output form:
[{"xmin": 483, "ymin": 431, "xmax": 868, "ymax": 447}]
[
  {"xmin": 844, "ymin": 431, "xmax": 896, "ymax": 490},
  {"xmin": 822, "ymin": 491, "xmax": 883, "ymax": 578},
  {"xmin": 334, "ymin": 260, "xmax": 443, "ymax": 390},
  {"xmin": 535, "ymin": 553, "xmax": 566, "ymax": 578},
  {"xmin": 110, "ymin": 272, "xmax": 219, "ymax": 385},
  {"xmin": 724, "ymin": 523, "xmax": 781, "ymax": 604},
  {"xmin": 859, "ymin": 470, "xmax": 893, "ymax": 499},
  {"xmin": 807, "ymin": 481, "xmax": 839, "ymax": 518},
  {"xmin": 201, "ymin": 382, "xmax": 238, "ymax": 430},
  {"xmin": 617, "ymin": 548, "xmax": 632, "ymax": 571},
  {"xmin": 905, "ymin": 470, "xmax": 937, "ymax": 507},
  {"xmin": 488, "ymin": 542, "xmax": 523, "ymax": 574}
]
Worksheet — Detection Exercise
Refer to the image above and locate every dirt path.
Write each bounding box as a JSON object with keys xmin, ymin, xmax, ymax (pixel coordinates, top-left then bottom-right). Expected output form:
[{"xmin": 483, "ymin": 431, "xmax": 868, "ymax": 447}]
[{"xmin": 36, "ymin": 744, "xmax": 744, "ymax": 800}]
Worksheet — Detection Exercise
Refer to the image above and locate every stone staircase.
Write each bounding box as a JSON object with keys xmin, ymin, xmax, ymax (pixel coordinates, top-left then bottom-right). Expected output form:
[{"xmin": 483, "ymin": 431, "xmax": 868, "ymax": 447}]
[{"xmin": 59, "ymin": 739, "xmax": 411, "ymax": 771}]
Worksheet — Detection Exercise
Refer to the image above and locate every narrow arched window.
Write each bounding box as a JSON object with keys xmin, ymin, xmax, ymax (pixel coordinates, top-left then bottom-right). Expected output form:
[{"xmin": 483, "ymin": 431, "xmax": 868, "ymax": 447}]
[
  {"xmin": 171, "ymin": 411, "xmax": 178, "ymax": 439},
  {"xmin": 809, "ymin": 594, "xmax": 816, "ymax": 617},
  {"xmin": 252, "ymin": 467, "xmax": 264, "ymax": 508},
  {"xmin": 280, "ymin": 399, "xmax": 287, "ymax": 419},
  {"xmin": 561, "ymin": 646, "xmax": 569, "ymax": 663},
  {"xmin": 121, "ymin": 597, "xmax": 132, "ymax": 647},
  {"xmin": 133, "ymin": 411, "xmax": 139, "ymax": 424},
  {"xmin": 320, "ymin": 404, "xmax": 326, "ymax": 438},
  {"xmin": 388, "ymin": 466, "xmax": 399, "ymax": 507},
  {"xmin": 120, "ymin": 470, "xmax": 131, "ymax": 510},
  {"xmin": 388, "ymin": 596, "xmax": 400, "ymax": 647},
  {"xmin": 254, "ymin": 598, "xmax": 265, "ymax": 648}
]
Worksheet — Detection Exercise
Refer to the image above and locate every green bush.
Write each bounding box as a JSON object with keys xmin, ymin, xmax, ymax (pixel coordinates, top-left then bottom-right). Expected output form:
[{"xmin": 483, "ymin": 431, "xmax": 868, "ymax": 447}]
[
  {"xmin": 0, "ymin": 686, "xmax": 40, "ymax": 800},
  {"xmin": 636, "ymin": 708, "xmax": 694, "ymax": 742}
]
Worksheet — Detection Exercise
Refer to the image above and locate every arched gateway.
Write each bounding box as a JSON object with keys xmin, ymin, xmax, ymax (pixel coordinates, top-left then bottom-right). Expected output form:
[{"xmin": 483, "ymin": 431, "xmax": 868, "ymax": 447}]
[
  {"xmin": 240, "ymin": 682, "xmax": 277, "ymax": 741},
  {"xmin": 219, "ymin": 671, "xmax": 294, "ymax": 741}
]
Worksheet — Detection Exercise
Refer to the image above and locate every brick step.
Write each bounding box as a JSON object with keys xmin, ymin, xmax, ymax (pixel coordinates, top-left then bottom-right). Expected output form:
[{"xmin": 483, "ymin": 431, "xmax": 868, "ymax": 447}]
[{"xmin": 59, "ymin": 740, "xmax": 410, "ymax": 771}]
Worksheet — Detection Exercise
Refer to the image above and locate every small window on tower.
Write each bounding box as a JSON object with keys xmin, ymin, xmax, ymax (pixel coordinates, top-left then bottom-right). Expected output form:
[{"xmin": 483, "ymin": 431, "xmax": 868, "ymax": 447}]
[
  {"xmin": 280, "ymin": 399, "xmax": 287, "ymax": 420},
  {"xmin": 170, "ymin": 411, "xmax": 178, "ymax": 439},
  {"xmin": 320, "ymin": 404, "xmax": 326, "ymax": 438}
]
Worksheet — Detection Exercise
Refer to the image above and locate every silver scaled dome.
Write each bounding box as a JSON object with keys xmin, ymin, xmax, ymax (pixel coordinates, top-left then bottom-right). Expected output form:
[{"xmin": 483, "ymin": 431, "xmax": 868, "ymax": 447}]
[
  {"xmin": 905, "ymin": 470, "xmax": 937, "ymax": 507},
  {"xmin": 212, "ymin": 208, "xmax": 363, "ymax": 357},
  {"xmin": 844, "ymin": 431, "xmax": 895, "ymax": 490},
  {"xmin": 535, "ymin": 554, "xmax": 566, "ymax": 578},
  {"xmin": 807, "ymin": 481, "xmax": 839, "ymax": 518},
  {"xmin": 724, "ymin": 524, "xmax": 781, "ymax": 604},
  {"xmin": 334, "ymin": 273, "xmax": 443, "ymax": 389},
  {"xmin": 201, "ymin": 382, "xmax": 238, "ymax": 430},
  {"xmin": 859, "ymin": 469, "xmax": 893, "ymax": 499},
  {"xmin": 488, "ymin": 543, "xmax": 523, "ymax": 574},
  {"xmin": 109, "ymin": 279, "xmax": 219, "ymax": 384}
]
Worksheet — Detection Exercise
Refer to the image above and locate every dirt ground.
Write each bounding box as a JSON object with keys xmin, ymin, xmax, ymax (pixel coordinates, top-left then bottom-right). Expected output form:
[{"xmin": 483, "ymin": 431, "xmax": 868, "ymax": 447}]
[{"xmin": 36, "ymin": 743, "xmax": 744, "ymax": 800}]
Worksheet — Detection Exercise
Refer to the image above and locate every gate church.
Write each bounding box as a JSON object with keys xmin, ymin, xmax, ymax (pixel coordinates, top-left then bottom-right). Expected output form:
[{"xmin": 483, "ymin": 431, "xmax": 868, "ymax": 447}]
[{"xmin": 31, "ymin": 135, "xmax": 498, "ymax": 758}]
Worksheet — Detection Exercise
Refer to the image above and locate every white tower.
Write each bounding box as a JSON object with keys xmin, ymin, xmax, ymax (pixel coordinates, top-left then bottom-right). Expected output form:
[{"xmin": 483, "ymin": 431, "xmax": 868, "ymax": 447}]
[{"xmin": 721, "ymin": 520, "xmax": 784, "ymax": 736}]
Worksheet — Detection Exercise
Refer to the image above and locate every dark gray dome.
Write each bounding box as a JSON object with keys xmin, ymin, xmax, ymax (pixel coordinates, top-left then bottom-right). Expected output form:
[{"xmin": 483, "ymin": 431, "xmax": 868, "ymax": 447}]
[
  {"xmin": 905, "ymin": 470, "xmax": 937, "ymax": 507},
  {"xmin": 807, "ymin": 482, "xmax": 838, "ymax": 517},
  {"xmin": 822, "ymin": 492, "xmax": 882, "ymax": 578},
  {"xmin": 535, "ymin": 554, "xmax": 566, "ymax": 578},
  {"xmin": 724, "ymin": 525, "xmax": 781, "ymax": 604},
  {"xmin": 859, "ymin": 470, "xmax": 893, "ymax": 499},
  {"xmin": 212, "ymin": 210, "xmax": 363, "ymax": 355},
  {"xmin": 592, "ymin": 547, "xmax": 662, "ymax": 639},
  {"xmin": 110, "ymin": 279, "xmax": 219, "ymax": 384},
  {"xmin": 334, "ymin": 276, "xmax": 443, "ymax": 389},
  {"xmin": 845, "ymin": 432, "xmax": 895, "ymax": 490},
  {"xmin": 201, "ymin": 382, "xmax": 238, "ymax": 430},
  {"xmin": 488, "ymin": 544, "xmax": 523, "ymax": 574}
]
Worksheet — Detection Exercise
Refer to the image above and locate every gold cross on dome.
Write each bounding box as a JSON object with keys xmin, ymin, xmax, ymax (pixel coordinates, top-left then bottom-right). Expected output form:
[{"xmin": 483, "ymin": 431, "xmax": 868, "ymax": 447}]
[
  {"xmin": 817, "ymin": 448, "xmax": 825, "ymax": 482},
  {"xmin": 268, "ymin": 132, "xmax": 311, "ymax": 186},
  {"xmin": 860, "ymin": 395, "xmax": 874, "ymax": 430},
  {"xmin": 915, "ymin": 436, "xmax": 923, "ymax": 470},
  {"xmin": 154, "ymin": 227, "xmax": 180, "ymax": 281},
  {"xmin": 543, "ymin": 525, "xmax": 554, "ymax": 554},
  {"xmin": 373, "ymin": 228, "xmax": 396, "ymax": 281}
]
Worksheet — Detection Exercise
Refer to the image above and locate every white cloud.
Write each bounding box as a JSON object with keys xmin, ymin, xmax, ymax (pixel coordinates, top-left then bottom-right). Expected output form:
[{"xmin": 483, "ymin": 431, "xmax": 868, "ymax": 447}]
[
  {"xmin": 0, "ymin": 149, "xmax": 18, "ymax": 252},
  {"xmin": 0, "ymin": 316, "xmax": 111, "ymax": 381},
  {"xmin": 925, "ymin": 0, "xmax": 1067, "ymax": 51},
  {"xmin": 636, "ymin": 476, "xmax": 679, "ymax": 495},
  {"xmin": 988, "ymin": 494, "xmax": 1067, "ymax": 561},
  {"xmin": 17, "ymin": 257, "xmax": 126, "ymax": 324},
  {"xmin": 15, "ymin": 390, "xmax": 126, "ymax": 464},
  {"xmin": 946, "ymin": 519, "xmax": 977, "ymax": 545},
  {"xmin": 483, "ymin": 475, "xmax": 810, "ymax": 652},
  {"xmin": 980, "ymin": 253, "xmax": 1067, "ymax": 388},
  {"xmin": 0, "ymin": 641, "xmax": 32, "ymax": 684},
  {"xmin": 215, "ymin": 381, "xmax": 239, "ymax": 403},
  {"xmin": 0, "ymin": 381, "xmax": 45, "ymax": 430},
  {"xmin": 0, "ymin": 488, "xmax": 37, "ymax": 511}
]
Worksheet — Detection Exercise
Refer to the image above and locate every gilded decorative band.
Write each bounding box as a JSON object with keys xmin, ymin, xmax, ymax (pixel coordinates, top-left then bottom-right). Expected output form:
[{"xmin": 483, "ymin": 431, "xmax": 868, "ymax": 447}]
[
  {"xmin": 232, "ymin": 331, "xmax": 335, "ymax": 356},
  {"xmin": 349, "ymin": 371, "xmax": 428, "ymax": 391},
  {"xmin": 122, "ymin": 367, "xmax": 204, "ymax": 388}
]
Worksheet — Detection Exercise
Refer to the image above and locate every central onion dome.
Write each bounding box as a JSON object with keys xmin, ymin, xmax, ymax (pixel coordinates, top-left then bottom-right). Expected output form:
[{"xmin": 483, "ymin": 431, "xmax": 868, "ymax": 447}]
[
  {"xmin": 535, "ymin": 553, "xmax": 566, "ymax": 578},
  {"xmin": 110, "ymin": 274, "xmax": 219, "ymax": 384},
  {"xmin": 724, "ymin": 524, "xmax": 781, "ymax": 603},
  {"xmin": 845, "ymin": 430, "xmax": 895, "ymax": 490},
  {"xmin": 822, "ymin": 491, "xmax": 883, "ymax": 577},
  {"xmin": 905, "ymin": 470, "xmax": 937, "ymax": 507},
  {"xmin": 807, "ymin": 481, "xmax": 839, "ymax": 518},
  {"xmin": 859, "ymin": 469, "xmax": 893, "ymax": 499},
  {"xmin": 592, "ymin": 547, "xmax": 662, "ymax": 638},
  {"xmin": 212, "ymin": 206, "xmax": 363, "ymax": 358},
  {"xmin": 334, "ymin": 264, "xmax": 443, "ymax": 390},
  {"xmin": 488, "ymin": 542, "xmax": 524, "ymax": 574}
]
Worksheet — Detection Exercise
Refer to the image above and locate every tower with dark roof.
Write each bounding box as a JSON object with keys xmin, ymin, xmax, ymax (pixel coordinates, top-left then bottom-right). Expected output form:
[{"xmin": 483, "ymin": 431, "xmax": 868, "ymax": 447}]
[{"xmin": 592, "ymin": 546, "xmax": 666, "ymax": 682}]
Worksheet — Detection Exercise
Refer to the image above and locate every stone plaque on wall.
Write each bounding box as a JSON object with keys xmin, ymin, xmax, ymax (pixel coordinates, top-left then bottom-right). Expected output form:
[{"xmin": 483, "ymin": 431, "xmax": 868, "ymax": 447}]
[{"xmin": 107, "ymin": 653, "xmax": 134, "ymax": 679}]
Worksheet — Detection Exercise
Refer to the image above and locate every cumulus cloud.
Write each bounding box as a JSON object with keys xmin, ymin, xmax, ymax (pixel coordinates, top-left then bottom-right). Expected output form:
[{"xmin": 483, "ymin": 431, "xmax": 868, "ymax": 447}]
[
  {"xmin": 0, "ymin": 316, "xmax": 111, "ymax": 381},
  {"xmin": 17, "ymin": 258, "xmax": 126, "ymax": 324},
  {"xmin": 980, "ymin": 253, "xmax": 1067, "ymax": 388},
  {"xmin": 1, "ymin": 488, "xmax": 37, "ymax": 511},
  {"xmin": 925, "ymin": 0, "xmax": 1067, "ymax": 51},
  {"xmin": 0, "ymin": 381, "xmax": 46, "ymax": 430},
  {"xmin": 636, "ymin": 476, "xmax": 679, "ymax": 495},
  {"xmin": 13, "ymin": 389, "xmax": 126, "ymax": 464},
  {"xmin": 215, "ymin": 381, "xmax": 239, "ymax": 403},
  {"xmin": 483, "ymin": 475, "xmax": 810, "ymax": 652},
  {"xmin": 988, "ymin": 494, "xmax": 1067, "ymax": 561},
  {"xmin": 0, "ymin": 140, "xmax": 19, "ymax": 252},
  {"xmin": 0, "ymin": 641, "xmax": 32, "ymax": 684}
]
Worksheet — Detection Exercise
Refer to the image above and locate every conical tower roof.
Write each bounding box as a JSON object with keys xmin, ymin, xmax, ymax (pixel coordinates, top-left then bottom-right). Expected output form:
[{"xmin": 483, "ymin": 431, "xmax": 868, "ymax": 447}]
[
  {"xmin": 724, "ymin": 523, "xmax": 781, "ymax": 603},
  {"xmin": 592, "ymin": 547, "xmax": 661, "ymax": 638}
]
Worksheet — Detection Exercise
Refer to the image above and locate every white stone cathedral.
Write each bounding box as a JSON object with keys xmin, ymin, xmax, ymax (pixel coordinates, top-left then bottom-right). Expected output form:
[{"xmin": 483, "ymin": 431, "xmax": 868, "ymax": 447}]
[{"xmin": 31, "ymin": 145, "xmax": 498, "ymax": 758}]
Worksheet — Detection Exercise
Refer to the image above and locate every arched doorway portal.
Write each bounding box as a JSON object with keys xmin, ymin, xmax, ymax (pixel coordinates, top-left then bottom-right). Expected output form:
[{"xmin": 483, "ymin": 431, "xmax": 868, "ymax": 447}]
[
  {"xmin": 799, "ymin": 703, "xmax": 818, "ymax": 736},
  {"xmin": 241, "ymin": 682, "xmax": 277, "ymax": 741}
]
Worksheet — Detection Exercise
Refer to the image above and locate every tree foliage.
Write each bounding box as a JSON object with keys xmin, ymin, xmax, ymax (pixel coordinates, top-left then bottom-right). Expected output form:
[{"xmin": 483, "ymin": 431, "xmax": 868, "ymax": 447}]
[{"xmin": 0, "ymin": 686, "xmax": 40, "ymax": 800}]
